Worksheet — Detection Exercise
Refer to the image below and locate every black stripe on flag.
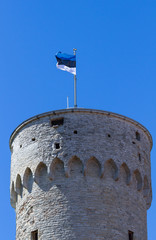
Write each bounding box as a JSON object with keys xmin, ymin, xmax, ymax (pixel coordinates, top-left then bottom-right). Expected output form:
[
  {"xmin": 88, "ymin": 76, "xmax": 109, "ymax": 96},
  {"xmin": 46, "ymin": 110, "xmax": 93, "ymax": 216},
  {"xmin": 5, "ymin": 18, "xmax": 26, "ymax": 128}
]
[{"xmin": 56, "ymin": 57, "xmax": 76, "ymax": 68}]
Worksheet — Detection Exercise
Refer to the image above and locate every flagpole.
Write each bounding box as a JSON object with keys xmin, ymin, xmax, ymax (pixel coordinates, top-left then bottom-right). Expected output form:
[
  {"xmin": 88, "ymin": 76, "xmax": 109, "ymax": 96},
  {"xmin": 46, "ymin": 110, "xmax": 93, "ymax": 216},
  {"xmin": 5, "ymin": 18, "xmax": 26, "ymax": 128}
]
[
  {"xmin": 73, "ymin": 48, "xmax": 77, "ymax": 108},
  {"xmin": 67, "ymin": 96, "xmax": 69, "ymax": 109}
]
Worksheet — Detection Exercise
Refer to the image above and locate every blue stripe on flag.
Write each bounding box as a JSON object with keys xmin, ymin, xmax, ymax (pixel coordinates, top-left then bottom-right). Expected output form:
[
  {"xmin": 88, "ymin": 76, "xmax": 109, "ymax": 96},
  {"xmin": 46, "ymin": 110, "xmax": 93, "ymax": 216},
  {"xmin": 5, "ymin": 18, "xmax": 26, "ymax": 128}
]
[{"xmin": 55, "ymin": 52, "xmax": 76, "ymax": 61}]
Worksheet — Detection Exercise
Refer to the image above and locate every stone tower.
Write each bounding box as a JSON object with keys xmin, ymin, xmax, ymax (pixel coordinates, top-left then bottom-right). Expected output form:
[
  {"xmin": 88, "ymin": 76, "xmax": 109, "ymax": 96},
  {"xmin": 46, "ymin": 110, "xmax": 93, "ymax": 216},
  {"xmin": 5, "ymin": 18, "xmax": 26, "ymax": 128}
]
[{"xmin": 10, "ymin": 108, "xmax": 152, "ymax": 240}]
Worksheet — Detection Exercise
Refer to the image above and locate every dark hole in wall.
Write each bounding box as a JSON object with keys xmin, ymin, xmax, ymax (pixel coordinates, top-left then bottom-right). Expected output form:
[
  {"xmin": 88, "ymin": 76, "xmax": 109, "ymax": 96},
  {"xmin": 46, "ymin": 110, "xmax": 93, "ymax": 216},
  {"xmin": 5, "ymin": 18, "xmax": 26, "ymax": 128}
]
[
  {"xmin": 55, "ymin": 143, "xmax": 60, "ymax": 149},
  {"xmin": 136, "ymin": 132, "xmax": 140, "ymax": 141},
  {"xmin": 132, "ymin": 141, "xmax": 135, "ymax": 144},
  {"xmin": 20, "ymin": 145, "xmax": 22, "ymax": 148},
  {"xmin": 32, "ymin": 138, "xmax": 35, "ymax": 141},
  {"xmin": 74, "ymin": 130, "xmax": 77, "ymax": 134},
  {"xmin": 51, "ymin": 118, "xmax": 64, "ymax": 127},
  {"xmin": 138, "ymin": 153, "xmax": 141, "ymax": 162},
  {"xmin": 128, "ymin": 230, "xmax": 134, "ymax": 240},
  {"xmin": 31, "ymin": 230, "xmax": 38, "ymax": 240},
  {"xmin": 108, "ymin": 134, "xmax": 111, "ymax": 138}
]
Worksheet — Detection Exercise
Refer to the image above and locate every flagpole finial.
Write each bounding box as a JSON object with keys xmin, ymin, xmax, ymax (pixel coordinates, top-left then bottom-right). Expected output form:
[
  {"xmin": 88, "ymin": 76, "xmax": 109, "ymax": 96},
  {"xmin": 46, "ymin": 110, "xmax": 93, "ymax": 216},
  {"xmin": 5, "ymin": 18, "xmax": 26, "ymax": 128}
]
[{"xmin": 73, "ymin": 48, "xmax": 77, "ymax": 55}]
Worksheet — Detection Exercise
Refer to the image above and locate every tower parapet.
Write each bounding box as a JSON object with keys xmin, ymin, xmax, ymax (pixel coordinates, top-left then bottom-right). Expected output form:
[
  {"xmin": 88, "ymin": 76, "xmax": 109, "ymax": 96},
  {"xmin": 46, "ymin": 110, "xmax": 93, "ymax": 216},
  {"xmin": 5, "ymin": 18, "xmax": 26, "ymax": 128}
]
[{"xmin": 10, "ymin": 108, "xmax": 152, "ymax": 240}]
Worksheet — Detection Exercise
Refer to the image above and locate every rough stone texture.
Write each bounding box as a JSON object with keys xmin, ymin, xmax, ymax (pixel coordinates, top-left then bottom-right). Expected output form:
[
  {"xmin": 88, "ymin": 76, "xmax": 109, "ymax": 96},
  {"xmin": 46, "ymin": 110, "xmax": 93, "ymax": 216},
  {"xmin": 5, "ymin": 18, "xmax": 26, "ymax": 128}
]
[{"xmin": 10, "ymin": 108, "xmax": 152, "ymax": 240}]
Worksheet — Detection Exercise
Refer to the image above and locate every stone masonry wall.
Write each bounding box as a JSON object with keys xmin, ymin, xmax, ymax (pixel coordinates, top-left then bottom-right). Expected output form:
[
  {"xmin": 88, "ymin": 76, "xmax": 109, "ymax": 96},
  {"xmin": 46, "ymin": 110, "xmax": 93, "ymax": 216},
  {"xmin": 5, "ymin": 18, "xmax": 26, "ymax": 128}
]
[{"xmin": 10, "ymin": 109, "xmax": 152, "ymax": 240}]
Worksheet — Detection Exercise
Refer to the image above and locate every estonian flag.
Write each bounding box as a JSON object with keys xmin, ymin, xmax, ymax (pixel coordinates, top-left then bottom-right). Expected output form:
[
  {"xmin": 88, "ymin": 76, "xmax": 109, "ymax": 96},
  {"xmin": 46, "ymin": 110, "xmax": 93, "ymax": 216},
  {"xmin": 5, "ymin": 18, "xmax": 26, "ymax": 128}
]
[{"xmin": 55, "ymin": 52, "xmax": 76, "ymax": 75}]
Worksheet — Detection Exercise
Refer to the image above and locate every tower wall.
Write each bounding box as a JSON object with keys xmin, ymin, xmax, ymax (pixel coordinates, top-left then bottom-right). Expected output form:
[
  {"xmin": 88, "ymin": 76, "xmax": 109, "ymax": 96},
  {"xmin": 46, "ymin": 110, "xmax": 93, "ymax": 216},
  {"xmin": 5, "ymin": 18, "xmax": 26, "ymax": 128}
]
[{"xmin": 10, "ymin": 109, "xmax": 152, "ymax": 240}]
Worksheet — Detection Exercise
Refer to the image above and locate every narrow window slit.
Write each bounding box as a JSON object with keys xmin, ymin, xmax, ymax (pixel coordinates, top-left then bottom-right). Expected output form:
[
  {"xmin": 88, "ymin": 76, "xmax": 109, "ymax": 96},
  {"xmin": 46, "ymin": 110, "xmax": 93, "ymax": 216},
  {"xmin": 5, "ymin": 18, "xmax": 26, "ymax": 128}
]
[
  {"xmin": 136, "ymin": 131, "xmax": 140, "ymax": 141},
  {"xmin": 31, "ymin": 230, "xmax": 38, "ymax": 240},
  {"xmin": 128, "ymin": 230, "xmax": 134, "ymax": 240},
  {"xmin": 74, "ymin": 130, "xmax": 77, "ymax": 134},
  {"xmin": 20, "ymin": 145, "xmax": 22, "ymax": 148},
  {"xmin": 138, "ymin": 153, "xmax": 141, "ymax": 162}
]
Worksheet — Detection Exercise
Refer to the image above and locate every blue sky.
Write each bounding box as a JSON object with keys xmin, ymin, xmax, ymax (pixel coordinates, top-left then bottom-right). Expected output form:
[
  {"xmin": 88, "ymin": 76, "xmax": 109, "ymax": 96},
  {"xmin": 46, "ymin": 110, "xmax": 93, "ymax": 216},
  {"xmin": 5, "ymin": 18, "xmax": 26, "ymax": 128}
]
[{"xmin": 0, "ymin": 0, "xmax": 156, "ymax": 239}]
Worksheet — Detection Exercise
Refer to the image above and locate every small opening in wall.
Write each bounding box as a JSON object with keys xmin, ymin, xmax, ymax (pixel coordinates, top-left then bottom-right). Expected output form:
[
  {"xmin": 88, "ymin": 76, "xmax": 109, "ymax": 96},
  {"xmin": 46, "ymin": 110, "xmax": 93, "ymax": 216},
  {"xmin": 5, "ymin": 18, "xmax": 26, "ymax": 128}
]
[
  {"xmin": 107, "ymin": 134, "xmax": 111, "ymax": 138},
  {"xmin": 138, "ymin": 153, "xmax": 141, "ymax": 162},
  {"xmin": 20, "ymin": 145, "xmax": 22, "ymax": 148},
  {"xmin": 74, "ymin": 130, "xmax": 77, "ymax": 134},
  {"xmin": 55, "ymin": 143, "xmax": 60, "ymax": 149},
  {"xmin": 128, "ymin": 230, "xmax": 134, "ymax": 240},
  {"xmin": 136, "ymin": 131, "xmax": 140, "ymax": 141},
  {"xmin": 132, "ymin": 141, "xmax": 136, "ymax": 144},
  {"xmin": 31, "ymin": 230, "xmax": 38, "ymax": 240},
  {"xmin": 51, "ymin": 118, "xmax": 64, "ymax": 127},
  {"xmin": 32, "ymin": 138, "xmax": 36, "ymax": 141}
]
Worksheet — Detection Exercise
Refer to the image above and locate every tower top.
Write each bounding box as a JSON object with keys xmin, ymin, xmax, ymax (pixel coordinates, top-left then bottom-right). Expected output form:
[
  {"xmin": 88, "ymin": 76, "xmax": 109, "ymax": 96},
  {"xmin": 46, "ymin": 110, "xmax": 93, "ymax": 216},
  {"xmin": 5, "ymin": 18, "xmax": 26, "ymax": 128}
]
[
  {"xmin": 9, "ymin": 108, "xmax": 153, "ymax": 150},
  {"xmin": 10, "ymin": 107, "xmax": 153, "ymax": 239}
]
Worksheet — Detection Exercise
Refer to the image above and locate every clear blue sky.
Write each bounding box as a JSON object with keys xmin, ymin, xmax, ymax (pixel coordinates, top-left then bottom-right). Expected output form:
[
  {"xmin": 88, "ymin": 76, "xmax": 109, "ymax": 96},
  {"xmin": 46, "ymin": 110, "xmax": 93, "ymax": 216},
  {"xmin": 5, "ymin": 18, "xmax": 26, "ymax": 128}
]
[{"xmin": 0, "ymin": 0, "xmax": 156, "ymax": 239}]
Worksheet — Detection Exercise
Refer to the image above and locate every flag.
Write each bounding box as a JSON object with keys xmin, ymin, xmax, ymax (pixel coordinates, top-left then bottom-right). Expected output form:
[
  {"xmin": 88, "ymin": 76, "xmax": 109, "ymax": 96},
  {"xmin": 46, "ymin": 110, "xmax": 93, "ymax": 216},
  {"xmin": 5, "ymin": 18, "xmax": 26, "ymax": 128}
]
[{"xmin": 55, "ymin": 52, "xmax": 76, "ymax": 75}]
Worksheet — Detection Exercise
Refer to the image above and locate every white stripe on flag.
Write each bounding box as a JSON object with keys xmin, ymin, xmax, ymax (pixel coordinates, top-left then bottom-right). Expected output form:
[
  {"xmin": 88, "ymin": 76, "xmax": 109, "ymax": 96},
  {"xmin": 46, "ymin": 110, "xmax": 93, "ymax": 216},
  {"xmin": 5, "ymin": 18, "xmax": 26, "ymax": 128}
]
[{"xmin": 56, "ymin": 63, "xmax": 76, "ymax": 75}]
